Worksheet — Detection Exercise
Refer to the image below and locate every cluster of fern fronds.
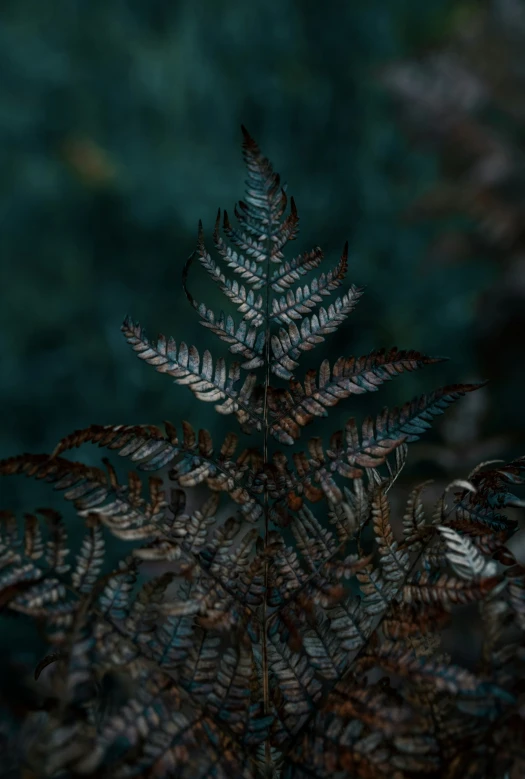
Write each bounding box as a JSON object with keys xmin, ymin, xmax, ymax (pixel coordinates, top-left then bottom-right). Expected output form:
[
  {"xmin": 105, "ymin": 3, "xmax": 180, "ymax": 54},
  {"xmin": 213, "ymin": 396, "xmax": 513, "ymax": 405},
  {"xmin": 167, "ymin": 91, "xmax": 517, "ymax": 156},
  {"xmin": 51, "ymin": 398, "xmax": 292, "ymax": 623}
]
[{"xmin": 0, "ymin": 128, "xmax": 524, "ymax": 779}]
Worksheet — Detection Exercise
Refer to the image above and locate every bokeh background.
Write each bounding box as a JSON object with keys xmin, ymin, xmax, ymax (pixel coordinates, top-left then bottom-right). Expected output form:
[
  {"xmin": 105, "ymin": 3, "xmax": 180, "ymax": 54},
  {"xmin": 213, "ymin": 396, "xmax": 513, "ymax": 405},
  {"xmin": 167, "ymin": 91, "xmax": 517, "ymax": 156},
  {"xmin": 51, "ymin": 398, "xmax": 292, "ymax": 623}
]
[{"xmin": 1, "ymin": 0, "xmax": 525, "ymax": 666}]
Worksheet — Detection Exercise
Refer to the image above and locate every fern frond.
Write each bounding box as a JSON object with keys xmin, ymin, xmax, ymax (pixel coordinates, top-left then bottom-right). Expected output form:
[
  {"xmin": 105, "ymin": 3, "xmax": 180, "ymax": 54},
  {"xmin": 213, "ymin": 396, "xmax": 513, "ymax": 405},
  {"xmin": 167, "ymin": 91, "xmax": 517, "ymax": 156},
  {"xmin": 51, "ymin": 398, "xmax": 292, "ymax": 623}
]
[
  {"xmin": 268, "ymin": 348, "xmax": 446, "ymax": 443},
  {"xmin": 22, "ymin": 512, "xmax": 45, "ymax": 560},
  {"xmin": 270, "ymin": 246, "xmax": 324, "ymax": 293},
  {"xmin": 209, "ymin": 526, "xmax": 259, "ymax": 580},
  {"xmin": 268, "ymin": 628, "xmax": 323, "ymax": 739},
  {"xmin": 437, "ymin": 525, "xmax": 498, "ymax": 581},
  {"xmin": 198, "ymin": 214, "xmax": 266, "ymax": 319},
  {"xmin": 302, "ymin": 609, "xmax": 346, "ymax": 680},
  {"xmin": 41, "ymin": 508, "xmax": 70, "ymax": 575},
  {"xmin": 205, "ymin": 644, "xmax": 268, "ymax": 740},
  {"xmin": 71, "ymin": 517, "xmax": 105, "ymax": 594},
  {"xmin": 193, "ymin": 302, "xmax": 265, "ymax": 369},
  {"xmin": 267, "ymin": 533, "xmax": 308, "ymax": 608},
  {"xmin": 325, "ymin": 678, "xmax": 414, "ymax": 736},
  {"xmin": 356, "ymin": 562, "xmax": 397, "ymax": 615},
  {"xmin": 291, "ymin": 504, "xmax": 338, "ymax": 566},
  {"xmin": 213, "ymin": 220, "xmax": 267, "ymax": 289},
  {"xmin": 47, "ymin": 423, "xmax": 264, "ymax": 522},
  {"xmin": 125, "ymin": 571, "xmax": 175, "ymax": 639},
  {"xmin": 270, "ymin": 286, "xmax": 365, "ymax": 380},
  {"xmin": 358, "ymin": 640, "xmax": 513, "ymax": 701},
  {"xmin": 266, "ymin": 384, "xmax": 484, "ymax": 504},
  {"xmin": 97, "ymin": 557, "xmax": 138, "ymax": 621},
  {"xmin": 327, "ymin": 597, "xmax": 373, "ymax": 651},
  {"xmin": 382, "ymin": 601, "xmax": 450, "ymax": 640},
  {"xmin": 372, "ymin": 486, "xmax": 410, "ymax": 582},
  {"xmin": 170, "ymin": 490, "xmax": 221, "ymax": 555},
  {"xmin": 142, "ymin": 602, "xmax": 195, "ymax": 670},
  {"xmin": 233, "ymin": 551, "xmax": 266, "ymax": 608},
  {"xmin": 346, "ymin": 382, "xmax": 488, "ymax": 460},
  {"xmin": 404, "ymin": 570, "xmax": 500, "ymax": 606},
  {"xmin": 446, "ymin": 455, "xmax": 525, "ymax": 535},
  {"xmin": 271, "ymin": 242, "xmax": 348, "ymax": 325},
  {"xmin": 402, "ymin": 480, "xmax": 432, "ymax": 554},
  {"xmin": 121, "ymin": 316, "xmax": 263, "ymax": 426},
  {"xmin": 236, "ymin": 125, "xmax": 297, "ymax": 257}
]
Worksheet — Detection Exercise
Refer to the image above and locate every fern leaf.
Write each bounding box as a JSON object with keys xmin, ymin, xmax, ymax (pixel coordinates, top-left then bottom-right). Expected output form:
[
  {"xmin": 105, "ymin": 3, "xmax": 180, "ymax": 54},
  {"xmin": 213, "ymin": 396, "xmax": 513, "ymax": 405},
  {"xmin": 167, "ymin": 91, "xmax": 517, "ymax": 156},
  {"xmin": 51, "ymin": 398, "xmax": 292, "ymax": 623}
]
[
  {"xmin": 182, "ymin": 632, "xmax": 221, "ymax": 698},
  {"xmin": 325, "ymin": 679, "xmax": 414, "ymax": 737},
  {"xmin": 125, "ymin": 572, "xmax": 175, "ymax": 639},
  {"xmin": 359, "ymin": 640, "xmax": 513, "ymax": 700},
  {"xmin": 372, "ymin": 486, "xmax": 410, "ymax": 582},
  {"xmin": 3, "ymin": 125, "xmax": 522, "ymax": 779},
  {"xmin": 197, "ymin": 215, "xmax": 266, "ymax": 321},
  {"xmin": 71, "ymin": 517, "xmax": 105, "ymax": 594},
  {"xmin": 121, "ymin": 316, "xmax": 262, "ymax": 426},
  {"xmin": 404, "ymin": 569, "xmax": 500, "ymax": 606},
  {"xmin": 291, "ymin": 504, "xmax": 338, "ymax": 566},
  {"xmin": 236, "ymin": 125, "xmax": 294, "ymax": 257},
  {"xmin": 0, "ymin": 550, "xmax": 43, "ymax": 605},
  {"xmin": 326, "ymin": 597, "xmax": 373, "ymax": 651},
  {"xmin": 169, "ymin": 491, "xmax": 219, "ymax": 555},
  {"xmin": 437, "ymin": 525, "xmax": 497, "ymax": 580},
  {"xmin": 268, "ymin": 629, "xmax": 323, "ymax": 737},
  {"xmin": 382, "ymin": 601, "xmax": 450, "ymax": 640},
  {"xmin": 402, "ymin": 480, "xmax": 432, "ymax": 553},
  {"xmin": 270, "ymin": 286, "xmax": 364, "ymax": 380},
  {"xmin": 356, "ymin": 562, "xmax": 397, "ymax": 616},
  {"xmin": 233, "ymin": 550, "xmax": 266, "ymax": 607},
  {"xmin": 0, "ymin": 509, "xmax": 18, "ymax": 548},
  {"xmin": 271, "ymin": 242, "xmax": 348, "ymax": 325},
  {"xmin": 267, "ymin": 533, "xmax": 309, "ymax": 607},
  {"xmin": 302, "ymin": 610, "xmax": 346, "ymax": 680},
  {"xmin": 210, "ymin": 527, "xmax": 259, "ymax": 580},
  {"xmin": 204, "ymin": 644, "xmax": 253, "ymax": 734},
  {"xmin": 199, "ymin": 516, "xmax": 242, "ymax": 570},
  {"xmin": 328, "ymin": 481, "xmax": 369, "ymax": 543},
  {"xmin": 447, "ymin": 456, "xmax": 525, "ymax": 534},
  {"xmin": 269, "ymin": 348, "xmax": 446, "ymax": 442},
  {"xmin": 76, "ymin": 471, "xmax": 168, "ymax": 542},
  {"xmin": 223, "ymin": 204, "xmax": 273, "ymax": 259},
  {"xmin": 146, "ymin": 612, "xmax": 195, "ymax": 671},
  {"xmin": 190, "ymin": 298, "xmax": 265, "ymax": 365},
  {"xmin": 213, "ymin": 224, "xmax": 267, "ymax": 289},
  {"xmin": 46, "ymin": 424, "xmax": 264, "ymax": 523},
  {"xmin": 98, "ymin": 557, "xmax": 138, "ymax": 621},
  {"xmin": 270, "ymin": 246, "xmax": 324, "ymax": 293},
  {"xmin": 41, "ymin": 508, "xmax": 70, "ymax": 575},
  {"xmin": 22, "ymin": 512, "xmax": 45, "ymax": 560},
  {"xmin": 61, "ymin": 607, "xmax": 99, "ymax": 709},
  {"xmin": 274, "ymin": 385, "xmax": 485, "ymax": 505},
  {"xmin": 345, "ymin": 382, "xmax": 487, "ymax": 467}
]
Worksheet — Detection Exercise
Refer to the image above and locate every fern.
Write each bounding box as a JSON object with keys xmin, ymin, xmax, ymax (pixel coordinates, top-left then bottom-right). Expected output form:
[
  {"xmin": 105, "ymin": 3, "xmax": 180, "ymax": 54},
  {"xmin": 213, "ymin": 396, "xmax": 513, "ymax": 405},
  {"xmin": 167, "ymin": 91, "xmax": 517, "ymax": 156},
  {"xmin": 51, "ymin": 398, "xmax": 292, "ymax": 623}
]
[{"xmin": 0, "ymin": 127, "xmax": 524, "ymax": 778}]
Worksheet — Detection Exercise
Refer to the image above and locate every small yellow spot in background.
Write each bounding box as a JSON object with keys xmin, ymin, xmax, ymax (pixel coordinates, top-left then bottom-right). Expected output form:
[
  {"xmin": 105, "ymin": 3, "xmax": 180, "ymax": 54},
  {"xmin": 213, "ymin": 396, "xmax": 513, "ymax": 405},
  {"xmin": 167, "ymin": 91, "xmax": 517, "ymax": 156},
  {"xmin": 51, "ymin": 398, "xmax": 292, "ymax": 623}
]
[{"xmin": 60, "ymin": 137, "xmax": 117, "ymax": 187}]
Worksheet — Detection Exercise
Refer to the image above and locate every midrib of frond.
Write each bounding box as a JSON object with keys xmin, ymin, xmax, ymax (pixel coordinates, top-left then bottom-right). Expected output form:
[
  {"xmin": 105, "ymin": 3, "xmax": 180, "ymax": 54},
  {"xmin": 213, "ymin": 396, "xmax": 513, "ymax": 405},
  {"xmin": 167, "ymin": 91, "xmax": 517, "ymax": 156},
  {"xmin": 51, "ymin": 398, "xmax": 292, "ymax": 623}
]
[
  {"xmin": 236, "ymin": 129, "xmax": 293, "ymax": 764},
  {"xmin": 260, "ymin": 179, "xmax": 275, "ymax": 759}
]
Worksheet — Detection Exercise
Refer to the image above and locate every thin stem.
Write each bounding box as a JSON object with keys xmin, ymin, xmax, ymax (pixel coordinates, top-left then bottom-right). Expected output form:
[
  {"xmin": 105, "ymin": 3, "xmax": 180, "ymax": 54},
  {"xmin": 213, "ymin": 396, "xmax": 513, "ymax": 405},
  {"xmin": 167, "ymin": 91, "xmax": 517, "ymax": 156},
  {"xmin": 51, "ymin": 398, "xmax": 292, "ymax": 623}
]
[{"xmin": 261, "ymin": 212, "xmax": 273, "ymax": 769}]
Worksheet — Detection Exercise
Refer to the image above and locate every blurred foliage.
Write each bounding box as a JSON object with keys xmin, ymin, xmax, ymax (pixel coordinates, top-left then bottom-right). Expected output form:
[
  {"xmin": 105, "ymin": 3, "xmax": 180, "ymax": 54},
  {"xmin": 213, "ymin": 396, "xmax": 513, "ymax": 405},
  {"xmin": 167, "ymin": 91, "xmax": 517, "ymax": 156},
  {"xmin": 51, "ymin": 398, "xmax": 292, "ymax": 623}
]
[
  {"xmin": 383, "ymin": 0, "xmax": 525, "ymax": 446},
  {"xmin": 1, "ymin": 0, "xmax": 524, "ymax": 540}
]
